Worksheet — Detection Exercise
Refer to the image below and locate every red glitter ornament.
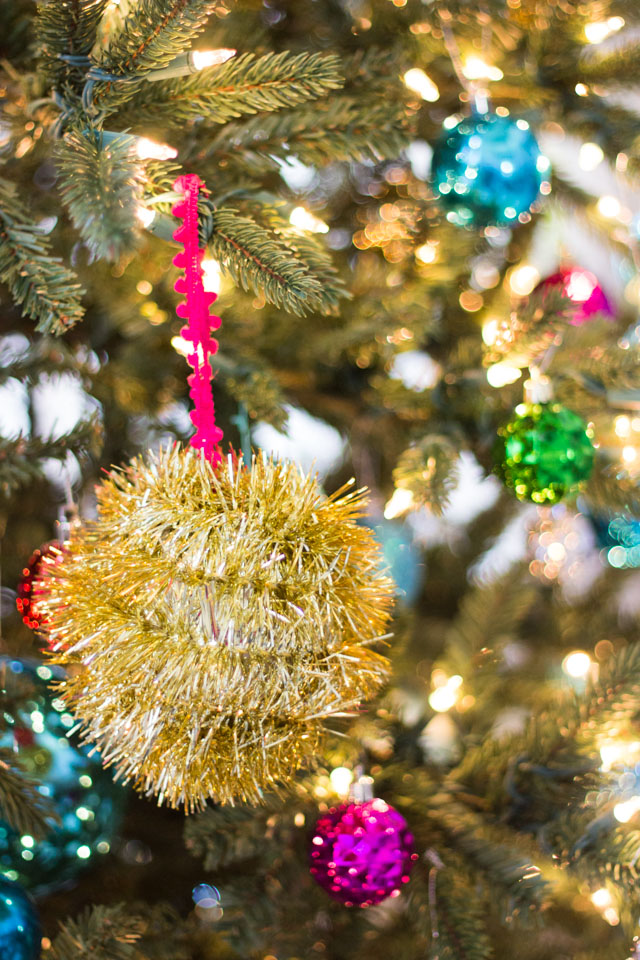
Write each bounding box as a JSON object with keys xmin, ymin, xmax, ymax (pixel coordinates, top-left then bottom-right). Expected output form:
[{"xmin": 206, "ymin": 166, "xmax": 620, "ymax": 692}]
[
  {"xmin": 309, "ymin": 798, "xmax": 418, "ymax": 907},
  {"xmin": 16, "ymin": 542, "xmax": 63, "ymax": 631},
  {"xmin": 536, "ymin": 267, "xmax": 615, "ymax": 326}
]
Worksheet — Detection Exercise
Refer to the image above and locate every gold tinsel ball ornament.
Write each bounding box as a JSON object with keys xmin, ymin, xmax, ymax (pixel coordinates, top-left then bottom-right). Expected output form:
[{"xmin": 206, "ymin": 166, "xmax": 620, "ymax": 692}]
[{"xmin": 38, "ymin": 446, "xmax": 393, "ymax": 810}]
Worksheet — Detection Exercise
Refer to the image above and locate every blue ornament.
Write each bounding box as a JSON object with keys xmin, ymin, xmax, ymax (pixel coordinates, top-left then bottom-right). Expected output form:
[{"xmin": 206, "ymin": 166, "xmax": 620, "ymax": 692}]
[
  {"xmin": 431, "ymin": 112, "xmax": 550, "ymax": 228},
  {"xmin": 0, "ymin": 877, "xmax": 41, "ymax": 960},
  {"xmin": 0, "ymin": 659, "xmax": 125, "ymax": 896},
  {"xmin": 368, "ymin": 519, "xmax": 422, "ymax": 606},
  {"xmin": 590, "ymin": 513, "xmax": 640, "ymax": 568}
]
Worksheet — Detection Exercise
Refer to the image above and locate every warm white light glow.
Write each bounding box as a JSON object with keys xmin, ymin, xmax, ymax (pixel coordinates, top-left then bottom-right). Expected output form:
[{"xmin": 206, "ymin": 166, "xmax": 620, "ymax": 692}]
[
  {"xmin": 509, "ymin": 264, "xmax": 540, "ymax": 296},
  {"xmin": 565, "ymin": 270, "xmax": 596, "ymax": 303},
  {"xmin": 584, "ymin": 17, "xmax": 624, "ymax": 44},
  {"xmin": 622, "ymin": 445, "xmax": 637, "ymax": 464},
  {"xmin": 289, "ymin": 206, "xmax": 329, "ymax": 233},
  {"xmin": 135, "ymin": 137, "xmax": 178, "ymax": 161},
  {"xmin": 575, "ymin": 83, "xmax": 589, "ymax": 96},
  {"xmin": 597, "ymin": 195, "xmax": 621, "ymax": 219},
  {"xmin": 562, "ymin": 650, "xmax": 591, "ymax": 678},
  {"xmin": 578, "ymin": 142, "xmax": 604, "ymax": 171},
  {"xmin": 136, "ymin": 206, "xmax": 156, "ymax": 228},
  {"xmin": 403, "ymin": 68, "xmax": 440, "ymax": 101},
  {"xmin": 415, "ymin": 242, "xmax": 438, "ymax": 264},
  {"xmin": 429, "ymin": 675, "xmax": 463, "ymax": 713},
  {"xmin": 191, "ymin": 48, "xmax": 236, "ymax": 70},
  {"xmin": 482, "ymin": 318, "xmax": 500, "ymax": 346},
  {"xmin": 462, "ymin": 57, "xmax": 503, "ymax": 82},
  {"xmin": 613, "ymin": 796, "xmax": 640, "ymax": 824},
  {"xmin": 329, "ymin": 767, "xmax": 354, "ymax": 797},
  {"xmin": 170, "ymin": 335, "xmax": 191, "ymax": 357},
  {"xmin": 591, "ymin": 887, "xmax": 613, "ymax": 909},
  {"xmin": 201, "ymin": 258, "xmax": 222, "ymax": 294},
  {"xmin": 615, "ymin": 416, "xmax": 631, "ymax": 438},
  {"xmin": 384, "ymin": 486, "xmax": 414, "ymax": 520},
  {"xmin": 486, "ymin": 362, "xmax": 522, "ymax": 388}
]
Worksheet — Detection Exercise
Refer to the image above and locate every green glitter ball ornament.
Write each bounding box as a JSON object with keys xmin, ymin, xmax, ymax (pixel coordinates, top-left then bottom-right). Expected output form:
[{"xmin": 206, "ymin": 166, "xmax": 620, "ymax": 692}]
[{"xmin": 494, "ymin": 402, "xmax": 594, "ymax": 504}]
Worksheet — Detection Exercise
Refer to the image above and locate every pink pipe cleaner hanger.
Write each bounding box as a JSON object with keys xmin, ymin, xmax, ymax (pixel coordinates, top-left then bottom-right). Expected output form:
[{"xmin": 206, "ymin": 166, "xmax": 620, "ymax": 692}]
[{"xmin": 171, "ymin": 174, "xmax": 224, "ymax": 465}]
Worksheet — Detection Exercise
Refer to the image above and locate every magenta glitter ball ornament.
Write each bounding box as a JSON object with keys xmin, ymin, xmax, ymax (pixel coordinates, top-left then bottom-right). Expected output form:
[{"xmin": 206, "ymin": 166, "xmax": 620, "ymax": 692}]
[
  {"xmin": 309, "ymin": 798, "xmax": 418, "ymax": 907},
  {"xmin": 536, "ymin": 267, "xmax": 614, "ymax": 325}
]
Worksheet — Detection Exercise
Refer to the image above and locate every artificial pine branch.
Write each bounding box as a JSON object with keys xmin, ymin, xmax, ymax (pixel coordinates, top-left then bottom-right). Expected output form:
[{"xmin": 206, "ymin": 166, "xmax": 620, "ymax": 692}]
[
  {"xmin": 36, "ymin": 0, "xmax": 110, "ymax": 90},
  {"xmin": 118, "ymin": 51, "xmax": 344, "ymax": 125},
  {"xmin": 198, "ymin": 98, "xmax": 411, "ymax": 174},
  {"xmin": 393, "ymin": 435, "xmax": 460, "ymax": 516},
  {"xmin": 202, "ymin": 207, "xmax": 336, "ymax": 315},
  {"xmin": 55, "ymin": 128, "xmax": 142, "ymax": 262},
  {"xmin": 585, "ymin": 460, "xmax": 640, "ymax": 517},
  {"xmin": 0, "ymin": 749, "xmax": 58, "ymax": 840},
  {"xmin": 49, "ymin": 905, "xmax": 144, "ymax": 960},
  {"xmin": 0, "ymin": 178, "xmax": 85, "ymax": 334},
  {"xmin": 184, "ymin": 800, "xmax": 283, "ymax": 870},
  {"xmin": 0, "ymin": 415, "xmax": 102, "ymax": 498},
  {"xmin": 87, "ymin": 0, "xmax": 218, "ymax": 116}
]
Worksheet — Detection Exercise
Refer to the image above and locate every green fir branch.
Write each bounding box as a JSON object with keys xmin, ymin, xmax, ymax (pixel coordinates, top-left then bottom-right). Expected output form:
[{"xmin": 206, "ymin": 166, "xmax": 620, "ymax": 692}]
[
  {"xmin": 199, "ymin": 98, "xmax": 411, "ymax": 173},
  {"xmin": 201, "ymin": 206, "xmax": 338, "ymax": 316},
  {"xmin": 119, "ymin": 51, "xmax": 343, "ymax": 126},
  {"xmin": 393, "ymin": 435, "xmax": 460, "ymax": 516},
  {"xmin": 0, "ymin": 178, "xmax": 85, "ymax": 334},
  {"xmin": 36, "ymin": 0, "xmax": 110, "ymax": 89},
  {"xmin": 184, "ymin": 801, "xmax": 282, "ymax": 870},
  {"xmin": 49, "ymin": 905, "xmax": 144, "ymax": 960},
  {"xmin": 410, "ymin": 868, "xmax": 494, "ymax": 960},
  {"xmin": 0, "ymin": 415, "xmax": 102, "ymax": 498},
  {"xmin": 56, "ymin": 128, "xmax": 142, "ymax": 261},
  {"xmin": 88, "ymin": 0, "xmax": 217, "ymax": 116},
  {"xmin": 0, "ymin": 749, "xmax": 58, "ymax": 840},
  {"xmin": 585, "ymin": 459, "xmax": 640, "ymax": 517}
]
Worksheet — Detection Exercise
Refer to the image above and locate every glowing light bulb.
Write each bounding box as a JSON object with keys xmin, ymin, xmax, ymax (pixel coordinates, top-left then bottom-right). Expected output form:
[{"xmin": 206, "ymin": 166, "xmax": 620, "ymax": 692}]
[
  {"xmin": 289, "ymin": 206, "xmax": 329, "ymax": 233},
  {"xmin": 403, "ymin": 68, "xmax": 440, "ymax": 101},
  {"xmin": 622, "ymin": 445, "xmax": 637, "ymax": 464},
  {"xmin": 486, "ymin": 363, "xmax": 522, "ymax": 388},
  {"xmin": 482, "ymin": 318, "xmax": 500, "ymax": 346},
  {"xmin": 462, "ymin": 57, "xmax": 503, "ymax": 82},
  {"xmin": 579, "ymin": 142, "xmax": 604, "ymax": 171},
  {"xmin": 615, "ymin": 416, "xmax": 631, "ymax": 438},
  {"xmin": 591, "ymin": 887, "xmax": 613, "ymax": 909},
  {"xmin": 584, "ymin": 17, "xmax": 624, "ymax": 44},
  {"xmin": 415, "ymin": 242, "xmax": 438, "ymax": 264},
  {"xmin": 613, "ymin": 796, "xmax": 640, "ymax": 823},
  {"xmin": 191, "ymin": 48, "xmax": 236, "ymax": 71},
  {"xmin": 329, "ymin": 767, "xmax": 354, "ymax": 797},
  {"xmin": 171, "ymin": 335, "xmax": 191, "ymax": 357},
  {"xmin": 429, "ymin": 675, "xmax": 463, "ymax": 713},
  {"xmin": 509, "ymin": 264, "xmax": 540, "ymax": 296},
  {"xmin": 565, "ymin": 269, "xmax": 597, "ymax": 303},
  {"xmin": 562, "ymin": 650, "xmax": 591, "ymax": 678},
  {"xmin": 384, "ymin": 487, "xmax": 414, "ymax": 520},
  {"xmin": 136, "ymin": 206, "xmax": 156, "ymax": 228},
  {"xmin": 597, "ymin": 195, "xmax": 621, "ymax": 219},
  {"xmin": 201, "ymin": 258, "xmax": 221, "ymax": 293},
  {"xmin": 135, "ymin": 137, "xmax": 177, "ymax": 161}
]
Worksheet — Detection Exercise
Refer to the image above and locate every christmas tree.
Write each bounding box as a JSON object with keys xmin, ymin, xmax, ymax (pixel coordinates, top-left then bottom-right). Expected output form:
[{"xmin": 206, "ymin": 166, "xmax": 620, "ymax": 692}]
[{"xmin": 2, "ymin": 1, "xmax": 640, "ymax": 958}]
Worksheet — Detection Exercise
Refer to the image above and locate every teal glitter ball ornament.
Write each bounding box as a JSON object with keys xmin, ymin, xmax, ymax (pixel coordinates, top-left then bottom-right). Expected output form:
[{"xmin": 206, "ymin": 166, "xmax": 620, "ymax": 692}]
[
  {"xmin": 494, "ymin": 403, "xmax": 595, "ymax": 504},
  {"xmin": 0, "ymin": 659, "xmax": 125, "ymax": 896},
  {"xmin": 431, "ymin": 112, "xmax": 550, "ymax": 228},
  {"xmin": 0, "ymin": 877, "xmax": 41, "ymax": 960}
]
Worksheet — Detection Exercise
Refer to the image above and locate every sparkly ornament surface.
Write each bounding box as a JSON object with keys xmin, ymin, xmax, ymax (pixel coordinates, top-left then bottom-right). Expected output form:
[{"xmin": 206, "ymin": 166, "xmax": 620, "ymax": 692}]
[
  {"xmin": 0, "ymin": 658, "xmax": 124, "ymax": 895},
  {"xmin": 431, "ymin": 112, "xmax": 548, "ymax": 228},
  {"xmin": 0, "ymin": 877, "xmax": 41, "ymax": 960},
  {"xmin": 494, "ymin": 403, "xmax": 594, "ymax": 504},
  {"xmin": 16, "ymin": 543, "xmax": 63, "ymax": 631},
  {"xmin": 309, "ymin": 798, "xmax": 417, "ymax": 907},
  {"xmin": 591, "ymin": 512, "xmax": 640, "ymax": 569},
  {"xmin": 39, "ymin": 446, "xmax": 393, "ymax": 810},
  {"xmin": 536, "ymin": 267, "xmax": 614, "ymax": 325}
]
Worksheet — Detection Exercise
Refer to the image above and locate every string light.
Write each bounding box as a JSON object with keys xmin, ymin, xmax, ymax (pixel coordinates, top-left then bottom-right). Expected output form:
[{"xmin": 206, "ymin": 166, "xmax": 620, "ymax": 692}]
[
  {"xmin": 384, "ymin": 487, "xmax": 414, "ymax": 520},
  {"xmin": 135, "ymin": 206, "xmax": 156, "ymax": 228},
  {"xmin": 579, "ymin": 142, "xmax": 604, "ymax": 171},
  {"xmin": 429, "ymin": 675, "xmax": 463, "ymax": 713},
  {"xmin": 584, "ymin": 17, "xmax": 624, "ymax": 44},
  {"xmin": 562, "ymin": 650, "xmax": 592, "ymax": 678},
  {"xmin": 486, "ymin": 362, "xmax": 522, "ymax": 388},
  {"xmin": 462, "ymin": 57, "xmax": 503, "ymax": 81},
  {"xmin": 403, "ymin": 68, "xmax": 440, "ymax": 101},
  {"xmin": 415, "ymin": 242, "xmax": 438, "ymax": 264},
  {"xmin": 613, "ymin": 796, "xmax": 640, "ymax": 824},
  {"xmin": 134, "ymin": 137, "xmax": 177, "ymax": 161},
  {"xmin": 509, "ymin": 264, "xmax": 540, "ymax": 296},
  {"xmin": 597, "ymin": 195, "xmax": 621, "ymax": 218},
  {"xmin": 146, "ymin": 48, "xmax": 236, "ymax": 81},
  {"xmin": 289, "ymin": 207, "xmax": 329, "ymax": 233},
  {"xmin": 329, "ymin": 767, "xmax": 354, "ymax": 797}
]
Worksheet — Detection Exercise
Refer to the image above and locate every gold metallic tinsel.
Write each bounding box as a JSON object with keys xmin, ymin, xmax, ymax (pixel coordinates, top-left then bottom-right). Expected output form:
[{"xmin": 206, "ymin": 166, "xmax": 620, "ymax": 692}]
[{"xmin": 38, "ymin": 446, "xmax": 393, "ymax": 810}]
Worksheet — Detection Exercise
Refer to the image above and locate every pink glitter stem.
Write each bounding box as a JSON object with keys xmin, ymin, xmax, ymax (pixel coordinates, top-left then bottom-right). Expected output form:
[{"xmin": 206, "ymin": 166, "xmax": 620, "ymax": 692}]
[{"xmin": 171, "ymin": 174, "xmax": 224, "ymax": 464}]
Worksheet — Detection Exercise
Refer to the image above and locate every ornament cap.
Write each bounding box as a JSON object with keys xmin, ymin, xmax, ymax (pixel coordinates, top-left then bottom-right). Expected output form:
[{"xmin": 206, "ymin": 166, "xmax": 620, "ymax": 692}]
[
  {"xmin": 350, "ymin": 775, "xmax": 375, "ymax": 803},
  {"xmin": 524, "ymin": 369, "xmax": 553, "ymax": 404}
]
